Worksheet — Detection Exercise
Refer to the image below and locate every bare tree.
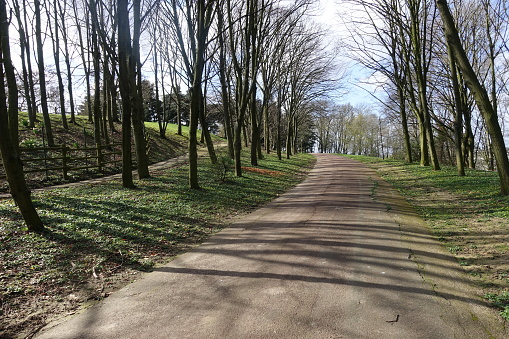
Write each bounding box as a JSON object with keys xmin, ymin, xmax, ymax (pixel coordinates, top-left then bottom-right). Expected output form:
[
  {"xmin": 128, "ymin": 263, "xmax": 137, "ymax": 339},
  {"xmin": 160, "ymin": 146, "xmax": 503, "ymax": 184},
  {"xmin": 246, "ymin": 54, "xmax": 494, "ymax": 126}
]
[
  {"xmin": 0, "ymin": 0, "xmax": 44, "ymax": 231},
  {"xmin": 47, "ymin": 0, "xmax": 68, "ymax": 130},
  {"xmin": 117, "ymin": 0, "xmax": 135, "ymax": 188},
  {"xmin": 35, "ymin": 0, "xmax": 55, "ymax": 146}
]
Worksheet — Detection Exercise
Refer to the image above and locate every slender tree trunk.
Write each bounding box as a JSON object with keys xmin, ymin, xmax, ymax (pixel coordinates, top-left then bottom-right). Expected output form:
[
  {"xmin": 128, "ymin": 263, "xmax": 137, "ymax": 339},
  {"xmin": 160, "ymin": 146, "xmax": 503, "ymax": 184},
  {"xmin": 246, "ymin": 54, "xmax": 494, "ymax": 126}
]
[
  {"xmin": 250, "ymin": 84, "xmax": 259, "ymax": 166},
  {"xmin": 447, "ymin": 44, "xmax": 465, "ymax": 176},
  {"xmin": 132, "ymin": 0, "xmax": 150, "ymax": 179},
  {"xmin": 175, "ymin": 87, "xmax": 182, "ymax": 136},
  {"xmin": 200, "ymin": 94, "xmax": 217, "ymax": 164},
  {"xmin": 463, "ymin": 108, "xmax": 475, "ymax": 168},
  {"xmin": 59, "ymin": 1, "xmax": 76, "ymax": 124},
  {"xmin": 263, "ymin": 95, "xmax": 270, "ymax": 154},
  {"xmin": 153, "ymin": 26, "xmax": 165, "ymax": 139},
  {"xmin": 217, "ymin": 8, "xmax": 234, "ymax": 158},
  {"xmin": 117, "ymin": 0, "xmax": 134, "ymax": 188},
  {"xmin": 276, "ymin": 93, "xmax": 282, "ymax": 161},
  {"xmin": 188, "ymin": 0, "xmax": 211, "ymax": 189},
  {"xmin": 286, "ymin": 114, "xmax": 293, "ymax": 159},
  {"xmin": 73, "ymin": 0, "xmax": 92, "ymax": 122},
  {"xmin": 35, "ymin": 0, "xmax": 55, "ymax": 146},
  {"xmin": 13, "ymin": 0, "xmax": 35, "ymax": 128},
  {"xmin": 90, "ymin": 0, "xmax": 102, "ymax": 151},
  {"xmin": 23, "ymin": 0, "xmax": 38, "ymax": 127},
  {"xmin": 51, "ymin": 0, "xmax": 68, "ymax": 130},
  {"xmin": 398, "ymin": 85, "xmax": 412, "ymax": 163}
]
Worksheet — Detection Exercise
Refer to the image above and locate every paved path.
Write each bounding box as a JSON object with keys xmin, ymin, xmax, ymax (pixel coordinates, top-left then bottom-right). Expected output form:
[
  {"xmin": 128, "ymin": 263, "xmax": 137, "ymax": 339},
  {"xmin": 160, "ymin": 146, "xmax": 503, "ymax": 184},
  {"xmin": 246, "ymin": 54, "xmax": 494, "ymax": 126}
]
[{"xmin": 36, "ymin": 154, "xmax": 507, "ymax": 339}]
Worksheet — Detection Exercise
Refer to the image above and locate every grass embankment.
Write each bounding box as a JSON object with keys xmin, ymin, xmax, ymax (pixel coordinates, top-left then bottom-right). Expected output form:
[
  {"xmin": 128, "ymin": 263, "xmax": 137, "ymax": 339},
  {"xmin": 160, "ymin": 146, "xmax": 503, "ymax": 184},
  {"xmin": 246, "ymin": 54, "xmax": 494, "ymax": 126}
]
[
  {"xmin": 1, "ymin": 115, "xmax": 189, "ymax": 193},
  {"xmin": 0, "ymin": 146, "xmax": 315, "ymax": 338},
  {"xmin": 347, "ymin": 155, "xmax": 509, "ymax": 319}
]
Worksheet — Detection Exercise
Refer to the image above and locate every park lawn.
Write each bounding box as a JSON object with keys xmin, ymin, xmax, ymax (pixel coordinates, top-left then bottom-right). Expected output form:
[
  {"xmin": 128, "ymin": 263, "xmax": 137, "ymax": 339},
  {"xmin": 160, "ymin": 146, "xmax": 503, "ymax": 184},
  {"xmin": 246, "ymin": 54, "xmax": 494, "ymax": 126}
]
[
  {"xmin": 0, "ymin": 151, "xmax": 315, "ymax": 338},
  {"xmin": 347, "ymin": 155, "xmax": 509, "ymax": 320}
]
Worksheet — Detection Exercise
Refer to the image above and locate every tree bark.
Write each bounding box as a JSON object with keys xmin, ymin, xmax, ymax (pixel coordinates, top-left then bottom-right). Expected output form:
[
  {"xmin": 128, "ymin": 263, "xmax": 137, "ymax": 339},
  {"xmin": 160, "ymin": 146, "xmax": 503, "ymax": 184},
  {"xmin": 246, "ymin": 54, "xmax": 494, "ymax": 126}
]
[
  {"xmin": 35, "ymin": 0, "xmax": 55, "ymax": 146},
  {"xmin": 90, "ymin": 0, "xmax": 102, "ymax": 152},
  {"xmin": 132, "ymin": 0, "xmax": 150, "ymax": 179},
  {"xmin": 117, "ymin": 0, "xmax": 134, "ymax": 188},
  {"xmin": 217, "ymin": 7, "xmax": 234, "ymax": 158},
  {"xmin": 13, "ymin": 0, "xmax": 35, "ymax": 128},
  {"xmin": 446, "ymin": 43, "xmax": 465, "ymax": 176},
  {"xmin": 250, "ymin": 83, "xmax": 259, "ymax": 166},
  {"xmin": 51, "ymin": 0, "xmax": 68, "ymax": 130},
  {"xmin": 58, "ymin": 0, "xmax": 76, "ymax": 124}
]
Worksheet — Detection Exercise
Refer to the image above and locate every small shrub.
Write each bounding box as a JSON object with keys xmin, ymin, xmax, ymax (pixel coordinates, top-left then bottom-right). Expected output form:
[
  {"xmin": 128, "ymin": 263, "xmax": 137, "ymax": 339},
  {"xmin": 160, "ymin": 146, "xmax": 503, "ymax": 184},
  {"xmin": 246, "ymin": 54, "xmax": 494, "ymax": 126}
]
[
  {"xmin": 214, "ymin": 153, "xmax": 234, "ymax": 182},
  {"xmin": 20, "ymin": 138, "xmax": 38, "ymax": 148}
]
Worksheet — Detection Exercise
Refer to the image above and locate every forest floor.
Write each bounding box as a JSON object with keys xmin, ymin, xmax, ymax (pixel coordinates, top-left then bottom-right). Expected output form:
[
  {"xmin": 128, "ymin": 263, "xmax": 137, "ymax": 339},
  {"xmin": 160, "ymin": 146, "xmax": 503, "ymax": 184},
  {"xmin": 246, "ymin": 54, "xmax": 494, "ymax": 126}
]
[
  {"xmin": 0, "ymin": 116, "xmax": 316, "ymax": 339},
  {"xmin": 349, "ymin": 155, "xmax": 509, "ymax": 321}
]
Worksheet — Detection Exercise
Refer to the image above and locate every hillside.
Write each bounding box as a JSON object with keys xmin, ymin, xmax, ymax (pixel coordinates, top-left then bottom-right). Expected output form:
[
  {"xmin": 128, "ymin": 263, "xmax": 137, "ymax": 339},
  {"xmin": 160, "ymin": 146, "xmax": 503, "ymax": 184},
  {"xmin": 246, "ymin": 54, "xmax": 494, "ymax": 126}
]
[{"xmin": 0, "ymin": 115, "xmax": 189, "ymax": 193}]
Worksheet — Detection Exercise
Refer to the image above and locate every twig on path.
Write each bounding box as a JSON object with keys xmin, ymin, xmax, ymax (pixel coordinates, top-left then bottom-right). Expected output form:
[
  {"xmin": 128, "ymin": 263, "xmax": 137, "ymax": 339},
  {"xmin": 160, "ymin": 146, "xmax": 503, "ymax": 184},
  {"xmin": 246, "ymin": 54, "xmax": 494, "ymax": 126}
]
[{"xmin": 386, "ymin": 314, "xmax": 399, "ymax": 324}]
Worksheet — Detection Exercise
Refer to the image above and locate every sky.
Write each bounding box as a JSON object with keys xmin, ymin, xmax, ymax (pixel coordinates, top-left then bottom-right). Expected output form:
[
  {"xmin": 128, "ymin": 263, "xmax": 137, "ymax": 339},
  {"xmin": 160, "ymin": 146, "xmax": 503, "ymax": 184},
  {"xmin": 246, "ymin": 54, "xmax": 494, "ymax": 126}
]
[{"xmin": 316, "ymin": 0, "xmax": 380, "ymax": 108}]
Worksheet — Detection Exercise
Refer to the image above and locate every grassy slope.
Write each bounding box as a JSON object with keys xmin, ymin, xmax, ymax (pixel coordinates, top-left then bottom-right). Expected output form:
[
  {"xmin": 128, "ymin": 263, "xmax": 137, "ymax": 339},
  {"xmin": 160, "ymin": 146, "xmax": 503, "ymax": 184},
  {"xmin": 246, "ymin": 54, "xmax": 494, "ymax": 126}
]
[
  {"xmin": 0, "ymin": 129, "xmax": 315, "ymax": 339},
  {"xmin": 346, "ymin": 155, "xmax": 509, "ymax": 319},
  {"xmin": 1, "ymin": 115, "xmax": 189, "ymax": 192}
]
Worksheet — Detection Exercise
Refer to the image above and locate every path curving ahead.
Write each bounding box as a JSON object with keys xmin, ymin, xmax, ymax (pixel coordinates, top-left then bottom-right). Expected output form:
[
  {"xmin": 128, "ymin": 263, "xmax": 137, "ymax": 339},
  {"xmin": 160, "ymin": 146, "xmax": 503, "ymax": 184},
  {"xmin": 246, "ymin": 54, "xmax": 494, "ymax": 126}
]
[{"xmin": 36, "ymin": 154, "xmax": 507, "ymax": 339}]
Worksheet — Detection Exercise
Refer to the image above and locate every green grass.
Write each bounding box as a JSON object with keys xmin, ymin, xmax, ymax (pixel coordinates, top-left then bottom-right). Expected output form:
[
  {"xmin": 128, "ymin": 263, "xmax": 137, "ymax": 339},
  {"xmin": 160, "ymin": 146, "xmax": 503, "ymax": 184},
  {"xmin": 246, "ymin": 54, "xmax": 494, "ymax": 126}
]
[
  {"xmin": 344, "ymin": 154, "xmax": 509, "ymax": 320},
  {"xmin": 0, "ymin": 150, "xmax": 315, "ymax": 336}
]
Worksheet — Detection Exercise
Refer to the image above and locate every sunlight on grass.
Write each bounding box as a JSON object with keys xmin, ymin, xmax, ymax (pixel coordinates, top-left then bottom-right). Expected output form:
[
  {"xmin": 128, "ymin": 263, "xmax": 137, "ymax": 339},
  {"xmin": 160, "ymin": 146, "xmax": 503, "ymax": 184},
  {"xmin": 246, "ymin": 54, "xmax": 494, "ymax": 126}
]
[{"xmin": 0, "ymin": 151, "xmax": 315, "ymax": 335}]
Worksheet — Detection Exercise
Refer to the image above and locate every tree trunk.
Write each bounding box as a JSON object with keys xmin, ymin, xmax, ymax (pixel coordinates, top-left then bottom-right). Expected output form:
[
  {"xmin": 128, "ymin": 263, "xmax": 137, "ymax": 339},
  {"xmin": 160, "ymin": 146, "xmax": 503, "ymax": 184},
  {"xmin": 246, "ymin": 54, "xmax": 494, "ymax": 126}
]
[
  {"xmin": 35, "ymin": 0, "xmax": 55, "ymax": 146},
  {"xmin": 263, "ymin": 96, "xmax": 270, "ymax": 154},
  {"xmin": 199, "ymin": 91, "xmax": 217, "ymax": 164},
  {"xmin": 59, "ymin": 0, "xmax": 76, "ymax": 124},
  {"xmin": 446, "ymin": 43, "xmax": 465, "ymax": 176},
  {"xmin": 217, "ymin": 7, "xmax": 234, "ymax": 158},
  {"xmin": 463, "ymin": 108, "xmax": 475, "ymax": 168},
  {"xmin": 13, "ymin": 0, "xmax": 35, "ymax": 129},
  {"xmin": 23, "ymin": 0, "xmax": 38, "ymax": 127},
  {"xmin": 250, "ymin": 84, "xmax": 259, "ymax": 166},
  {"xmin": 188, "ymin": 0, "xmax": 211, "ymax": 189},
  {"xmin": 0, "ymin": 0, "xmax": 44, "ymax": 231},
  {"xmin": 276, "ymin": 93, "xmax": 282, "ymax": 161},
  {"xmin": 398, "ymin": 85, "xmax": 412, "ymax": 163},
  {"xmin": 51, "ymin": 0, "xmax": 68, "ymax": 130},
  {"xmin": 436, "ymin": 0, "xmax": 509, "ymax": 194},
  {"xmin": 132, "ymin": 0, "xmax": 150, "ymax": 179},
  {"xmin": 117, "ymin": 0, "xmax": 134, "ymax": 188},
  {"xmin": 286, "ymin": 115, "xmax": 293, "ymax": 159},
  {"xmin": 90, "ymin": 0, "xmax": 102, "ymax": 152}
]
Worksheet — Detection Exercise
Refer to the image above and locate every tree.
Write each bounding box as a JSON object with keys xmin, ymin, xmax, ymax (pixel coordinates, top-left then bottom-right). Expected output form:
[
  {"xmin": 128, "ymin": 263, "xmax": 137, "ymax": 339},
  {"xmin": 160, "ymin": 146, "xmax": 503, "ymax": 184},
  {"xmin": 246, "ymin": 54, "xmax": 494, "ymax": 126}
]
[
  {"xmin": 164, "ymin": 0, "xmax": 216, "ymax": 188},
  {"xmin": 0, "ymin": 0, "xmax": 44, "ymax": 231},
  {"xmin": 12, "ymin": 0, "xmax": 37, "ymax": 128},
  {"xmin": 47, "ymin": 0, "xmax": 68, "ymax": 130},
  {"xmin": 117, "ymin": 0, "xmax": 135, "ymax": 188},
  {"xmin": 35, "ymin": 0, "xmax": 55, "ymax": 146}
]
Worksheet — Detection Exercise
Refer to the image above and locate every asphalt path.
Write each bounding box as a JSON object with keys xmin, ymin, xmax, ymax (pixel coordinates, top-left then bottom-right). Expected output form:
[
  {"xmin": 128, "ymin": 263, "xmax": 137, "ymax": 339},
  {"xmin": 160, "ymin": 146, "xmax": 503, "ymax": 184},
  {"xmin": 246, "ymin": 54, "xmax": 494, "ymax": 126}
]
[{"xmin": 36, "ymin": 154, "xmax": 508, "ymax": 339}]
